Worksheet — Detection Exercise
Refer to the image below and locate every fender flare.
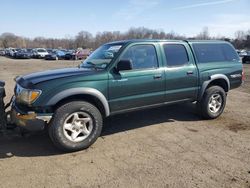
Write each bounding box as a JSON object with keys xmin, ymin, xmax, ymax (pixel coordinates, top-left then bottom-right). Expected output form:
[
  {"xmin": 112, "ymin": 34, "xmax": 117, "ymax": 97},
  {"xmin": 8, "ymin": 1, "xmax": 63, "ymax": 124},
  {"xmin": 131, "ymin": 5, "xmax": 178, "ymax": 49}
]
[
  {"xmin": 199, "ymin": 74, "xmax": 230, "ymax": 100},
  {"xmin": 46, "ymin": 88, "xmax": 110, "ymax": 116}
]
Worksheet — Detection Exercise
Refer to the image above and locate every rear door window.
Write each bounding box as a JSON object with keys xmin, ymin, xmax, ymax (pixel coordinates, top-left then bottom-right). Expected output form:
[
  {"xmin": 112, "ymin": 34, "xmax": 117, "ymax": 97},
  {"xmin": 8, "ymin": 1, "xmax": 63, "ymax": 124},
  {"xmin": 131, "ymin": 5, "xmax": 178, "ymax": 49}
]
[
  {"xmin": 193, "ymin": 43, "xmax": 239, "ymax": 63},
  {"xmin": 163, "ymin": 44, "xmax": 189, "ymax": 67}
]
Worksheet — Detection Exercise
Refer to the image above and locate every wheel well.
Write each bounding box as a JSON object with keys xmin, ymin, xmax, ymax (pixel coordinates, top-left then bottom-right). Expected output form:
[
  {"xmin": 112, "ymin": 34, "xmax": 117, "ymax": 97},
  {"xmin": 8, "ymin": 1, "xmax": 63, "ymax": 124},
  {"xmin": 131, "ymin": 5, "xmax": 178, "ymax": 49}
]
[
  {"xmin": 52, "ymin": 94, "xmax": 106, "ymax": 117},
  {"xmin": 207, "ymin": 79, "xmax": 229, "ymax": 92}
]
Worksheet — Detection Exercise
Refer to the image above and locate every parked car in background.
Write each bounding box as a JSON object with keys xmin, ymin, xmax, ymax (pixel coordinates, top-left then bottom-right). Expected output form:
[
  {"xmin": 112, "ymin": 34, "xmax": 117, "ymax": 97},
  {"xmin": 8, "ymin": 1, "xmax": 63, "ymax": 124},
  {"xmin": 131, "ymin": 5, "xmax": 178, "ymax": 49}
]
[
  {"xmin": 241, "ymin": 51, "xmax": 250, "ymax": 63},
  {"xmin": 46, "ymin": 48, "xmax": 54, "ymax": 54},
  {"xmin": 4, "ymin": 49, "xmax": 10, "ymax": 56},
  {"xmin": 8, "ymin": 48, "xmax": 18, "ymax": 57},
  {"xmin": 26, "ymin": 48, "xmax": 33, "ymax": 54},
  {"xmin": 0, "ymin": 49, "xmax": 5, "ymax": 56},
  {"xmin": 32, "ymin": 48, "xmax": 49, "ymax": 58},
  {"xmin": 14, "ymin": 49, "xmax": 32, "ymax": 59},
  {"xmin": 45, "ymin": 50, "xmax": 66, "ymax": 60},
  {"xmin": 64, "ymin": 50, "xmax": 76, "ymax": 60},
  {"xmin": 75, "ymin": 49, "xmax": 92, "ymax": 60}
]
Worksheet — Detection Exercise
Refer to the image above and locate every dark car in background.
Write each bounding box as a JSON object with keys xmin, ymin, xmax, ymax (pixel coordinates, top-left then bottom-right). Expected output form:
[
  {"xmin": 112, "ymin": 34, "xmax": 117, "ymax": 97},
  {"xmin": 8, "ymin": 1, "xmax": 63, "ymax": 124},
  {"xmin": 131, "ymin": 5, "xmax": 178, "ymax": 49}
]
[
  {"xmin": 45, "ymin": 50, "xmax": 66, "ymax": 60},
  {"xmin": 14, "ymin": 49, "xmax": 32, "ymax": 59},
  {"xmin": 46, "ymin": 48, "xmax": 54, "ymax": 54},
  {"xmin": 241, "ymin": 51, "xmax": 250, "ymax": 64},
  {"xmin": 64, "ymin": 50, "xmax": 76, "ymax": 60}
]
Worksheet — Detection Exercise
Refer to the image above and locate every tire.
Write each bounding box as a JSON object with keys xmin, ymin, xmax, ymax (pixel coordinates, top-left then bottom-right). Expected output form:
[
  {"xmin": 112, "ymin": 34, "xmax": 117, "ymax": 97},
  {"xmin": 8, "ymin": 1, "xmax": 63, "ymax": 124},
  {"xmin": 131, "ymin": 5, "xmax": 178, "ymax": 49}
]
[
  {"xmin": 199, "ymin": 86, "xmax": 226, "ymax": 119},
  {"xmin": 49, "ymin": 101, "xmax": 103, "ymax": 152}
]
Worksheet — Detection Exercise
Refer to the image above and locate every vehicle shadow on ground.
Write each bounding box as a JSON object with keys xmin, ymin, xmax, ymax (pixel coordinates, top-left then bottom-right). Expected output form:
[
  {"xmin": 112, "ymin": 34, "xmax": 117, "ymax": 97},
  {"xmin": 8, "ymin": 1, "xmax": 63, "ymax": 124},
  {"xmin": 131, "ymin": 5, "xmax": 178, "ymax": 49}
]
[{"xmin": 0, "ymin": 103, "xmax": 201, "ymax": 159}]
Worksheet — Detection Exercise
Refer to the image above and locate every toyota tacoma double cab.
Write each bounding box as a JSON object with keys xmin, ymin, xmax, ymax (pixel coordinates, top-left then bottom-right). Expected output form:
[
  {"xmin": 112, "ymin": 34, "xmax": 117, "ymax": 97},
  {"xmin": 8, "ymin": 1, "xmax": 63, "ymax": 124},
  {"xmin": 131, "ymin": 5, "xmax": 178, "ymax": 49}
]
[{"xmin": 2, "ymin": 40, "xmax": 243, "ymax": 151}]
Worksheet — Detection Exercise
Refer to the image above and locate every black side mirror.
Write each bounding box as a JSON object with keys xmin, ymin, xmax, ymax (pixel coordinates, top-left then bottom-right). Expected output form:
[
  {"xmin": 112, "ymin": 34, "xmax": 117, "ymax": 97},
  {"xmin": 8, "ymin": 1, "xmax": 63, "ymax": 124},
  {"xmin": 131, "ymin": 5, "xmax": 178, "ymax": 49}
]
[{"xmin": 116, "ymin": 59, "xmax": 133, "ymax": 72}]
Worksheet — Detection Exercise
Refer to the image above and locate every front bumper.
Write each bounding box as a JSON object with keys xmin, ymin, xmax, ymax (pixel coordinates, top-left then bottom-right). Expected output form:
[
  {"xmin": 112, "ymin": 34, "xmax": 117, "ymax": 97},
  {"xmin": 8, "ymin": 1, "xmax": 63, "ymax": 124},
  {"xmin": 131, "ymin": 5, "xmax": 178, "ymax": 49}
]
[{"xmin": 11, "ymin": 102, "xmax": 52, "ymax": 131}]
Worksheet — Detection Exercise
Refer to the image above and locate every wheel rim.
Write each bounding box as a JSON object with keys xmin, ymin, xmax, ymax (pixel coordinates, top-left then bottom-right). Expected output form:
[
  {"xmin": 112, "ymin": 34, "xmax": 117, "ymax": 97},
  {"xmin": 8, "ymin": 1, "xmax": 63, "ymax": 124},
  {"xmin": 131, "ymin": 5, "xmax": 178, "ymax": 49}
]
[
  {"xmin": 63, "ymin": 112, "xmax": 93, "ymax": 142},
  {"xmin": 208, "ymin": 94, "xmax": 223, "ymax": 114}
]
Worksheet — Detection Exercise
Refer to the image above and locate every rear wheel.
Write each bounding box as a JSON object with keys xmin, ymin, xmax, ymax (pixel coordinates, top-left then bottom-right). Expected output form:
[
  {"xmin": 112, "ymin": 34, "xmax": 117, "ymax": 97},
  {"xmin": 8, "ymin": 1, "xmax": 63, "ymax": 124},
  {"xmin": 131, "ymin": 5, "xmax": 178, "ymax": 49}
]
[
  {"xmin": 199, "ymin": 86, "xmax": 226, "ymax": 119},
  {"xmin": 49, "ymin": 101, "xmax": 103, "ymax": 152}
]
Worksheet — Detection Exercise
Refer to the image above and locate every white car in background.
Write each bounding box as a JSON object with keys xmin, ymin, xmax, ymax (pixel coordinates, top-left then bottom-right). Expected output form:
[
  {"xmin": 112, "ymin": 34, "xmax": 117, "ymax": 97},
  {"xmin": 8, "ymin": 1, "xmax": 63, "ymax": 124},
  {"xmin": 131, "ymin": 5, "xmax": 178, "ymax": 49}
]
[
  {"xmin": 33, "ymin": 48, "xmax": 49, "ymax": 58},
  {"xmin": 0, "ymin": 49, "xmax": 5, "ymax": 56},
  {"xmin": 8, "ymin": 48, "xmax": 18, "ymax": 57}
]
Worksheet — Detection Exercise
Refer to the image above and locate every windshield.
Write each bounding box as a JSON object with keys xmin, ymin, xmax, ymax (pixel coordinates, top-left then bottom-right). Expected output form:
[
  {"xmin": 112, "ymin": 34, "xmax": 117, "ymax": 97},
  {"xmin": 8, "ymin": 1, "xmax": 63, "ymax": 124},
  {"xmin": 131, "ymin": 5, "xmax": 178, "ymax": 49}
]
[
  {"xmin": 80, "ymin": 44, "xmax": 123, "ymax": 69},
  {"xmin": 37, "ymin": 49, "xmax": 46, "ymax": 53}
]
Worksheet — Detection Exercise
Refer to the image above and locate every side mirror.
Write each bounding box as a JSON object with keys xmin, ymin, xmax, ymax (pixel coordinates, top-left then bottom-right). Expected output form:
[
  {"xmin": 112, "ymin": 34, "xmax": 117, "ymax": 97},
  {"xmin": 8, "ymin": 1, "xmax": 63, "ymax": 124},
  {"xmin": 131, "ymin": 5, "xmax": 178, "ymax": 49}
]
[{"xmin": 116, "ymin": 60, "xmax": 133, "ymax": 72}]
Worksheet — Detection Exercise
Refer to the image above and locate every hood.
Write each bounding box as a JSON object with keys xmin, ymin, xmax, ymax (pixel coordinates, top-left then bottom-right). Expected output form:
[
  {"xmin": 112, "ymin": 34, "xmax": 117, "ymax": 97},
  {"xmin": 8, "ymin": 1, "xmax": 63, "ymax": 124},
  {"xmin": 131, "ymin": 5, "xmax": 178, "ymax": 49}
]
[{"xmin": 17, "ymin": 67, "xmax": 98, "ymax": 88}]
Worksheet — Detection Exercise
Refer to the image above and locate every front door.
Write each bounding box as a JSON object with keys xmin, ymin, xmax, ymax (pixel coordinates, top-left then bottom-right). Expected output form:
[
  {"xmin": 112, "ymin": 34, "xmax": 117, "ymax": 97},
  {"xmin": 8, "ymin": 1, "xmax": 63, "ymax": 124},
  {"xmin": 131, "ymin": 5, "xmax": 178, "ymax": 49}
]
[{"xmin": 108, "ymin": 44, "xmax": 165, "ymax": 113}]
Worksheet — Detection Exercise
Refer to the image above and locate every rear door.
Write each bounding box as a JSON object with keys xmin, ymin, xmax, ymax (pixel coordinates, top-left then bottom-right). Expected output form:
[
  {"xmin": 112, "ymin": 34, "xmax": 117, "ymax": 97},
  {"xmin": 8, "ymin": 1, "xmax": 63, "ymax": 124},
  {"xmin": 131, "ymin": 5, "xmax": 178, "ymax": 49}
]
[{"xmin": 161, "ymin": 42, "xmax": 199, "ymax": 102}]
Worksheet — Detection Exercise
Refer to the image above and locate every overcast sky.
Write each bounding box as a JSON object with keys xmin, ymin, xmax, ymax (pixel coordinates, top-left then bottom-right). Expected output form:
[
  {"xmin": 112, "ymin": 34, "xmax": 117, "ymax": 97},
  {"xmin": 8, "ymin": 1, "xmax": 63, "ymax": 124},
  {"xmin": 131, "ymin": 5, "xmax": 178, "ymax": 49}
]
[{"xmin": 0, "ymin": 0, "xmax": 249, "ymax": 38}]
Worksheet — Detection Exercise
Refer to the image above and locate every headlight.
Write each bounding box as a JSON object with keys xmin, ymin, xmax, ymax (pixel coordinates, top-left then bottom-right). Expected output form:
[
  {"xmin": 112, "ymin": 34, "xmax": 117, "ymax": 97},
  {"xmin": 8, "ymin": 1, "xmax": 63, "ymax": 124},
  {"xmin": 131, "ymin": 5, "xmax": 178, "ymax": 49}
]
[{"xmin": 16, "ymin": 85, "xmax": 41, "ymax": 104}]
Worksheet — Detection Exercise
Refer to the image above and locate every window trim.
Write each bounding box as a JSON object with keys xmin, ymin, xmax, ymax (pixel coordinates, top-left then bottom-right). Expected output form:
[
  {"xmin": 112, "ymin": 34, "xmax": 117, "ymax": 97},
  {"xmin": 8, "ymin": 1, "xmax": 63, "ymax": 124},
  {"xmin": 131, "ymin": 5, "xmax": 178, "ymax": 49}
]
[
  {"xmin": 117, "ymin": 44, "xmax": 159, "ymax": 71},
  {"xmin": 162, "ymin": 43, "xmax": 190, "ymax": 68}
]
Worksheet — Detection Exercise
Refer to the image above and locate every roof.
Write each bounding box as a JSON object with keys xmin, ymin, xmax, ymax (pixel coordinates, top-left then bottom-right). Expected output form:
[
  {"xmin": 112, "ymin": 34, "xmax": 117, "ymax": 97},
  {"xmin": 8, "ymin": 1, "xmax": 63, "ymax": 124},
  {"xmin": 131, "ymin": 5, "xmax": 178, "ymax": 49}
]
[
  {"xmin": 186, "ymin": 40, "xmax": 229, "ymax": 43},
  {"xmin": 106, "ymin": 39, "xmax": 228, "ymax": 45}
]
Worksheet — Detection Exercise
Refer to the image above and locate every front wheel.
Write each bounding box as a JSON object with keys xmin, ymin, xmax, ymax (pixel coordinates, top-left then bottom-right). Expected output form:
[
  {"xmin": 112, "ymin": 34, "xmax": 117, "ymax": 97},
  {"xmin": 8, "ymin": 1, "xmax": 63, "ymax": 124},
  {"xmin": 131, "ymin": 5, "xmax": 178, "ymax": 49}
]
[
  {"xmin": 198, "ymin": 86, "xmax": 227, "ymax": 119},
  {"xmin": 49, "ymin": 101, "xmax": 103, "ymax": 152}
]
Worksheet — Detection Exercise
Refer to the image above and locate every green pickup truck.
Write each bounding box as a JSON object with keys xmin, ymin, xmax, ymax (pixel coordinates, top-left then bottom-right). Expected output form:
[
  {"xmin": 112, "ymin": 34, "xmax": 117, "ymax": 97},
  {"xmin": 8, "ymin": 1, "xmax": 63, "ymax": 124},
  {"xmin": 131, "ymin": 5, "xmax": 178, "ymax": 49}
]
[{"xmin": 3, "ymin": 40, "xmax": 243, "ymax": 151}]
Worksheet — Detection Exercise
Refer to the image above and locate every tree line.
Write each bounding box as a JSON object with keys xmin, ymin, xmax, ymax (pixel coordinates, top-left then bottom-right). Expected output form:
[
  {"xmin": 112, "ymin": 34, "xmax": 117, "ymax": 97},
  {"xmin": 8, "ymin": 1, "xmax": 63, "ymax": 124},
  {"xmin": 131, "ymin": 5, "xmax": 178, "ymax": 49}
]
[{"xmin": 0, "ymin": 27, "xmax": 249, "ymax": 50}]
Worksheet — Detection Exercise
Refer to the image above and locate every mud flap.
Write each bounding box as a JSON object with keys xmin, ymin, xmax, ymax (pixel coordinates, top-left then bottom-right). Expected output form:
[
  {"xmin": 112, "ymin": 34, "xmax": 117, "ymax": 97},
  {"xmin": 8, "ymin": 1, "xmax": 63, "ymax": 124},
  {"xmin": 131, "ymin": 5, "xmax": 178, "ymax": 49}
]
[{"xmin": 0, "ymin": 81, "xmax": 7, "ymax": 129}]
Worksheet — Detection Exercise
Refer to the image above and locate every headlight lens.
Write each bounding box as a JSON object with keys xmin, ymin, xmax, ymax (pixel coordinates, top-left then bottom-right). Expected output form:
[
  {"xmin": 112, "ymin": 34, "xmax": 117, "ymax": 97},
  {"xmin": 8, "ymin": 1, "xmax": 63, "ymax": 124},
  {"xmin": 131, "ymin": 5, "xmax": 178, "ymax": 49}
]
[{"xmin": 16, "ymin": 86, "xmax": 41, "ymax": 104}]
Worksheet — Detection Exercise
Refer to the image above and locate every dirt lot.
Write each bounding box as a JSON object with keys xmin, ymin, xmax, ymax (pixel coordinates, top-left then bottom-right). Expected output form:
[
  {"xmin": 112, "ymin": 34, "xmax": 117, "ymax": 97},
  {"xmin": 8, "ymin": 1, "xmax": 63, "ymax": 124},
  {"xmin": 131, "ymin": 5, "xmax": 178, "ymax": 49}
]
[{"xmin": 0, "ymin": 56, "xmax": 250, "ymax": 188}]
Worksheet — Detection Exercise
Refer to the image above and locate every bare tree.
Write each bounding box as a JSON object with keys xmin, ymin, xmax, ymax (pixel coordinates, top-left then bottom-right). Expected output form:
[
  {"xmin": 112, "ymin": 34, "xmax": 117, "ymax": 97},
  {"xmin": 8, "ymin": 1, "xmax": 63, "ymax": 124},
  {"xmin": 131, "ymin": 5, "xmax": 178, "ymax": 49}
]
[
  {"xmin": 75, "ymin": 31, "xmax": 93, "ymax": 48},
  {"xmin": 1, "ymin": 27, "xmax": 250, "ymax": 50},
  {"xmin": 196, "ymin": 27, "xmax": 210, "ymax": 40},
  {"xmin": 235, "ymin": 30, "xmax": 246, "ymax": 40},
  {"xmin": 1, "ymin": 33, "xmax": 19, "ymax": 48}
]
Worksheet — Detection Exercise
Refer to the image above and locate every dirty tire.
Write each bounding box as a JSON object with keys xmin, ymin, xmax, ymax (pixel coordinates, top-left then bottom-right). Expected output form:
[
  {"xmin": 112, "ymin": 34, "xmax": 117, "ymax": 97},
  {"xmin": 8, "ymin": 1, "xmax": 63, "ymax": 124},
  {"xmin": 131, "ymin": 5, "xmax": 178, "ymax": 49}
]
[
  {"xmin": 49, "ymin": 101, "xmax": 103, "ymax": 152},
  {"xmin": 199, "ymin": 86, "xmax": 226, "ymax": 119}
]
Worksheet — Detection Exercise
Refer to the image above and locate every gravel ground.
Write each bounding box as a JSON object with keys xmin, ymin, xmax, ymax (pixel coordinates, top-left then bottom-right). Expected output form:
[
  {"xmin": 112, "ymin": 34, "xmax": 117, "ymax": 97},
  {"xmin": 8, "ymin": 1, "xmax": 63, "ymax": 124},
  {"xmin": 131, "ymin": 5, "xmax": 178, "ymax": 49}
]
[{"xmin": 0, "ymin": 56, "xmax": 249, "ymax": 188}]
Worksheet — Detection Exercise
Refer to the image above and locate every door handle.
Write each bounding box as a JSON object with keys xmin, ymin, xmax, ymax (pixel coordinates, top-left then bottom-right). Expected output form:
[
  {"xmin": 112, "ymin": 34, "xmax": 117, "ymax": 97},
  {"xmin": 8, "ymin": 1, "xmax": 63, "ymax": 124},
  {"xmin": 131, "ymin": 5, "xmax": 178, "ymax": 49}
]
[
  {"xmin": 153, "ymin": 74, "xmax": 162, "ymax": 79},
  {"xmin": 186, "ymin": 71, "xmax": 194, "ymax": 75}
]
